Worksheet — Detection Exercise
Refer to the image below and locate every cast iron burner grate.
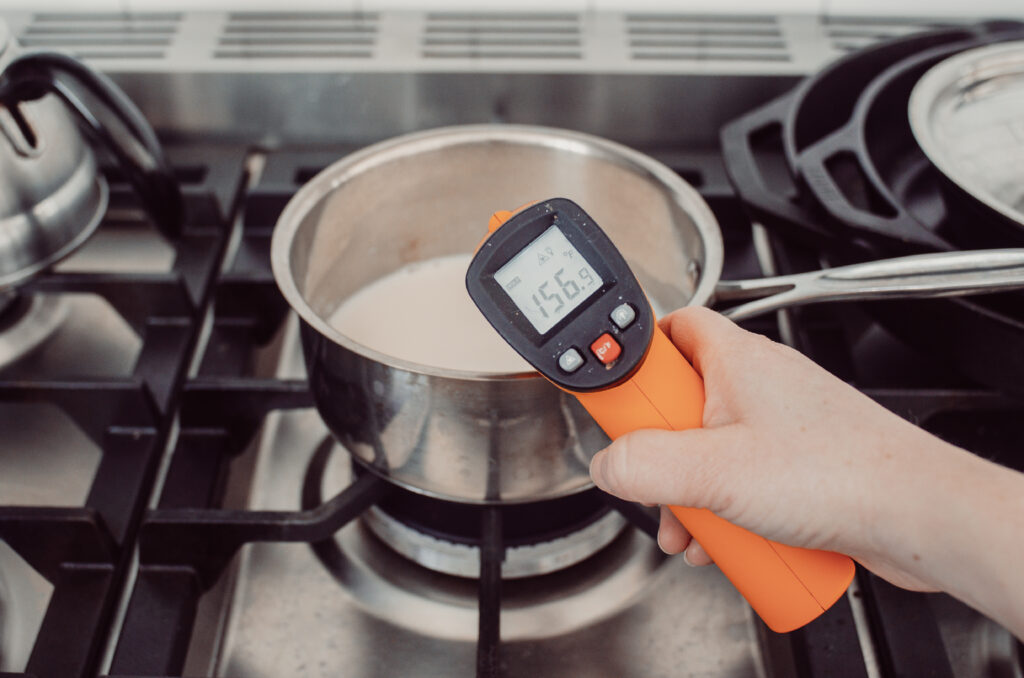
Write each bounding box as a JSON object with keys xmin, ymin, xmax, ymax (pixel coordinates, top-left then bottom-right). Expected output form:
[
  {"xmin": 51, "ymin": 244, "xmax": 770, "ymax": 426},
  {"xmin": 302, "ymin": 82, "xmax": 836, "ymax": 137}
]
[
  {"xmin": 107, "ymin": 148, "xmax": 1024, "ymax": 678},
  {"xmin": 0, "ymin": 145, "xmax": 247, "ymax": 678},
  {"xmin": 106, "ymin": 147, "xmax": 1023, "ymax": 678}
]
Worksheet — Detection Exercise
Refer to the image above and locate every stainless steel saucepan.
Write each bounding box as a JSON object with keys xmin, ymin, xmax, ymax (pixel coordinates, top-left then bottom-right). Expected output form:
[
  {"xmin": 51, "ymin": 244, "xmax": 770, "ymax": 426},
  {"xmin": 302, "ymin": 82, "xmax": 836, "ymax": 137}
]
[{"xmin": 271, "ymin": 125, "xmax": 1024, "ymax": 505}]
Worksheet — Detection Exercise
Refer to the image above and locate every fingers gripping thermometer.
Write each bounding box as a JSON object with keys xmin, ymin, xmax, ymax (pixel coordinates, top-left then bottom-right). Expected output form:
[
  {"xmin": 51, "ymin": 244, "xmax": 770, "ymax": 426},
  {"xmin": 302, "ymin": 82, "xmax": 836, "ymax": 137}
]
[{"xmin": 466, "ymin": 198, "xmax": 855, "ymax": 633}]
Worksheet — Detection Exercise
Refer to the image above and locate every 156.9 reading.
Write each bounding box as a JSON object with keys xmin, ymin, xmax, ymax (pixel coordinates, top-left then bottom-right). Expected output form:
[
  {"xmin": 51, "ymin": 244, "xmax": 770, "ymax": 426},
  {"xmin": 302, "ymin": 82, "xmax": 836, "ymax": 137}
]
[
  {"xmin": 494, "ymin": 225, "xmax": 605, "ymax": 334},
  {"xmin": 529, "ymin": 267, "xmax": 598, "ymax": 320}
]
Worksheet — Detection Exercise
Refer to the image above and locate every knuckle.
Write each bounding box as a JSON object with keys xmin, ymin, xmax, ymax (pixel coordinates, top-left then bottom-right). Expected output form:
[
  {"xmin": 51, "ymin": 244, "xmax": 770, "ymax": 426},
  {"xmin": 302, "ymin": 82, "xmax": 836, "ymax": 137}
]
[
  {"xmin": 604, "ymin": 436, "xmax": 640, "ymax": 496},
  {"xmin": 679, "ymin": 306, "xmax": 718, "ymax": 331}
]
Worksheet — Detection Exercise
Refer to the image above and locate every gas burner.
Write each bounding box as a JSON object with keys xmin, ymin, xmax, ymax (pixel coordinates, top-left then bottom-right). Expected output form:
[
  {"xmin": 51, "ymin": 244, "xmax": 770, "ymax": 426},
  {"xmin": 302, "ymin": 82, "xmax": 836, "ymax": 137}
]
[
  {"xmin": 362, "ymin": 504, "xmax": 626, "ymax": 579},
  {"xmin": 309, "ymin": 510, "xmax": 661, "ymax": 642},
  {"xmin": 0, "ymin": 293, "xmax": 67, "ymax": 372},
  {"xmin": 294, "ymin": 432, "xmax": 668, "ymax": 642},
  {"xmin": 309, "ymin": 446, "xmax": 628, "ymax": 579}
]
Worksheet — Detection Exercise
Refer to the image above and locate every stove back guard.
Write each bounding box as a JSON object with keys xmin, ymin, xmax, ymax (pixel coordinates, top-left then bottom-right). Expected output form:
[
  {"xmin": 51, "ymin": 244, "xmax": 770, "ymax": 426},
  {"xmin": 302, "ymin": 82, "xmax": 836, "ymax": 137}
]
[{"xmin": 0, "ymin": 10, "xmax": 990, "ymax": 147}]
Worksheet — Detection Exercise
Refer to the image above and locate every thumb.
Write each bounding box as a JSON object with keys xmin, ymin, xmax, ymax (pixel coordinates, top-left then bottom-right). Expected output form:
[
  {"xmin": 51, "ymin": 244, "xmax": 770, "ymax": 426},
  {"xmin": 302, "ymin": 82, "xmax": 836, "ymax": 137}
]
[{"xmin": 589, "ymin": 426, "xmax": 744, "ymax": 511}]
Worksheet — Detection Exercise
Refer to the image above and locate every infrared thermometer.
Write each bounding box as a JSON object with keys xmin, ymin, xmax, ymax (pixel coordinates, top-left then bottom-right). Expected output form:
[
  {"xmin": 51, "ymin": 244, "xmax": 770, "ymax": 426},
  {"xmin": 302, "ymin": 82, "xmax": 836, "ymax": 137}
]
[{"xmin": 466, "ymin": 198, "xmax": 854, "ymax": 633}]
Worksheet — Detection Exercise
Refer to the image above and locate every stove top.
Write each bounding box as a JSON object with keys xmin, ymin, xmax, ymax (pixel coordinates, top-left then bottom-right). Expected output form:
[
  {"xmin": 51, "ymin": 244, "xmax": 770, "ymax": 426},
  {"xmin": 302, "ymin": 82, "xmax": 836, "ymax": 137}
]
[
  {"xmin": 1, "ymin": 9, "xmax": 1023, "ymax": 678},
  {"xmin": 2, "ymin": 143, "xmax": 1019, "ymax": 678}
]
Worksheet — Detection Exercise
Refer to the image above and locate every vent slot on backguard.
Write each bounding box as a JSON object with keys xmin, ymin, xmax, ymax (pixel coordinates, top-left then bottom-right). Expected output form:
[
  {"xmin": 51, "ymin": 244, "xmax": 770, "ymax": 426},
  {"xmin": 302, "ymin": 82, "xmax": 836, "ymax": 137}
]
[
  {"xmin": 18, "ymin": 12, "xmax": 179, "ymax": 60},
  {"xmin": 626, "ymin": 14, "xmax": 790, "ymax": 62},
  {"xmin": 422, "ymin": 12, "xmax": 582, "ymax": 60},
  {"xmin": 215, "ymin": 12, "xmax": 378, "ymax": 59}
]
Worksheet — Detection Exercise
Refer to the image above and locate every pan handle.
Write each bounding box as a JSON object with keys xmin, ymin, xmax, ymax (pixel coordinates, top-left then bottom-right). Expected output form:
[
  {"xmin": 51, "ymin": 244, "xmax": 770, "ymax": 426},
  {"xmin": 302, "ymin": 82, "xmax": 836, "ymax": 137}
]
[
  {"xmin": 795, "ymin": 122, "xmax": 951, "ymax": 253},
  {"xmin": 716, "ymin": 248, "xmax": 1024, "ymax": 322},
  {"xmin": 719, "ymin": 93, "xmax": 836, "ymax": 247}
]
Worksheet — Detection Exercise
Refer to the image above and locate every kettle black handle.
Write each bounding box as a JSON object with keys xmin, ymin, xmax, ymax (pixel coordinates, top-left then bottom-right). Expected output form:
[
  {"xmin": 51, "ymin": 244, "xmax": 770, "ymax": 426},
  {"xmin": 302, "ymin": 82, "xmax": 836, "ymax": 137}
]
[{"xmin": 0, "ymin": 51, "xmax": 182, "ymax": 239}]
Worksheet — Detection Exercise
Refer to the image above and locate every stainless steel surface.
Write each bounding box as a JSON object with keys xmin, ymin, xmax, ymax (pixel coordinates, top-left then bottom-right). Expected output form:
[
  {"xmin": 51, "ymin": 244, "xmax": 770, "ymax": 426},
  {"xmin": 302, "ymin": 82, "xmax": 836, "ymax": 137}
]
[
  {"xmin": 202, "ymin": 319, "xmax": 762, "ymax": 676},
  {"xmin": 271, "ymin": 124, "xmax": 723, "ymax": 504},
  {"xmin": 0, "ymin": 62, "xmax": 108, "ymax": 289},
  {"xmin": 0, "ymin": 11, "xmax": 976, "ymax": 146},
  {"xmin": 363, "ymin": 505, "xmax": 627, "ymax": 579},
  {"xmin": 0, "ymin": 541, "xmax": 51, "ymax": 673},
  {"xmin": 717, "ymin": 248, "xmax": 1024, "ymax": 321},
  {"xmin": 0, "ymin": 395, "xmax": 98, "ymax": 673},
  {"xmin": 910, "ymin": 40, "xmax": 1024, "ymax": 227},
  {"xmin": 0, "ymin": 296, "xmax": 68, "ymax": 371},
  {"xmin": 0, "ymin": 218, "xmax": 172, "ymax": 381}
]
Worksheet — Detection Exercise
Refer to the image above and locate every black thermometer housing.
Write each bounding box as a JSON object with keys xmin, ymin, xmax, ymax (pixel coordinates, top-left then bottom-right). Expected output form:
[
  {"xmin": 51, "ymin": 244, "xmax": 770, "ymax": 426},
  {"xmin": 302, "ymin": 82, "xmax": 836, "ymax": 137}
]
[{"xmin": 466, "ymin": 198, "xmax": 654, "ymax": 392}]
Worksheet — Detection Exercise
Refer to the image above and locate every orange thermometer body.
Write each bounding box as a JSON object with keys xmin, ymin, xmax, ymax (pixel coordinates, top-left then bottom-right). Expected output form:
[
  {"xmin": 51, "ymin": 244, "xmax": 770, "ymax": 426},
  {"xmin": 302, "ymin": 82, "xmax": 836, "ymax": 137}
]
[{"xmin": 466, "ymin": 198, "xmax": 854, "ymax": 633}]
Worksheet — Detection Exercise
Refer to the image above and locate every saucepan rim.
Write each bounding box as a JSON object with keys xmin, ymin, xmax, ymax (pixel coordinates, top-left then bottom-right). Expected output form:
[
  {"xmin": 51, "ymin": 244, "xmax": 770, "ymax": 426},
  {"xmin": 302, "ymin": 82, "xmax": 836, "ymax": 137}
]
[{"xmin": 270, "ymin": 123, "xmax": 724, "ymax": 380}]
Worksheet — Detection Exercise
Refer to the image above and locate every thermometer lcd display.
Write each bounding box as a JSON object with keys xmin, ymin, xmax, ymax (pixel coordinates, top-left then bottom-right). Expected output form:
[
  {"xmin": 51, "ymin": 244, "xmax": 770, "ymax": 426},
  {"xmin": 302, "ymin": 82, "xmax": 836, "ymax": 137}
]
[{"xmin": 494, "ymin": 225, "xmax": 603, "ymax": 334}]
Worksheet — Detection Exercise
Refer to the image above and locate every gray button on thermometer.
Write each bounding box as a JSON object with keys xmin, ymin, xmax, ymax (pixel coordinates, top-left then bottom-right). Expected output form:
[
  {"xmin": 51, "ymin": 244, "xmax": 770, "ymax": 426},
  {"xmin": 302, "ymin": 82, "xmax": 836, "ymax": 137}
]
[
  {"xmin": 558, "ymin": 348, "xmax": 584, "ymax": 373},
  {"xmin": 610, "ymin": 303, "xmax": 636, "ymax": 329}
]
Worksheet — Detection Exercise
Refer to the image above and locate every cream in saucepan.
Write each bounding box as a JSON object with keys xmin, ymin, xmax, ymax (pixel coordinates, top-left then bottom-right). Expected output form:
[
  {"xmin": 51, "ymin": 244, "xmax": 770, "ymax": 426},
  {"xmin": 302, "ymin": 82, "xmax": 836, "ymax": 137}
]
[{"xmin": 328, "ymin": 254, "xmax": 531, "ymax": 373}]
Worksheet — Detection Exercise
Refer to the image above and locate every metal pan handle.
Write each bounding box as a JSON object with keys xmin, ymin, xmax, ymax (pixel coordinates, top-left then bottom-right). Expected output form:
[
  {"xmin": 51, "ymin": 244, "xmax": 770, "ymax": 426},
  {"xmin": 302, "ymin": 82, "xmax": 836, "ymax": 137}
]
[
  {"xmin": 716, "ymin": 248, "xmax": 1024, "ymax": 321},
  {"xmin": 0, "ymin": 51, "xmax": 183, "ymax": 239}
]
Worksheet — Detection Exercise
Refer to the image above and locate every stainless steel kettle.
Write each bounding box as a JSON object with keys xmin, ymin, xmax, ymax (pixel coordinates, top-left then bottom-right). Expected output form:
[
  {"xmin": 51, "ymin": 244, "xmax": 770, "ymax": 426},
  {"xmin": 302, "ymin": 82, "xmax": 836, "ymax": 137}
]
[{"xmin": 0, "ymin": 20, "xmax": 181, "ymax": 290}]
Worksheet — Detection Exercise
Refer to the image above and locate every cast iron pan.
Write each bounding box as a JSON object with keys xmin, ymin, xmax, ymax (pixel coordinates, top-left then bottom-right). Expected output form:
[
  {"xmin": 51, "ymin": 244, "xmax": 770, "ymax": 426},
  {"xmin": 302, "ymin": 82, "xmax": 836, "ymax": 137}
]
[
  {"xmin": 719, "ymin": 22, "xmax": 1022, "ymax": 249},
  {"xmin": 796, "ymin": 33, "xmax": 1024, "ymax": 253}
]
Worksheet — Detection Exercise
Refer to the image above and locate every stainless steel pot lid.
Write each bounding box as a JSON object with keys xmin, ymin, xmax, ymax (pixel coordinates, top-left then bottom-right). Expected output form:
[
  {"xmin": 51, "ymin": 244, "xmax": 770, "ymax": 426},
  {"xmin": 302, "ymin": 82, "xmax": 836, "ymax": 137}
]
[{"xmin": 909, "ymin": 40, "xmax": 1024, "ymax": 225}]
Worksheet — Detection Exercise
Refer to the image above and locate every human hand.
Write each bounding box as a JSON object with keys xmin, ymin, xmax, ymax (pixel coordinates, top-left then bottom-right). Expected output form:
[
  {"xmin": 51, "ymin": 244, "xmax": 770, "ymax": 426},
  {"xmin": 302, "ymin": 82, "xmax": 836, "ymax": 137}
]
[{"xmin": 588, "ymin": 306, "xmax": 966, "ymax": 592}]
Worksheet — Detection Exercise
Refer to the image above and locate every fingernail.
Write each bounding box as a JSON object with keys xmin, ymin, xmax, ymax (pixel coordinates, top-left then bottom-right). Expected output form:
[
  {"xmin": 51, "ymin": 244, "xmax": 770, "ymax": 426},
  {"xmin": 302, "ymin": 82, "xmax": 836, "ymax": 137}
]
[
  {"xmin": 589, "ymin": 448, "xmax": 608, "ymax": 487},
  {"xmin": 656, "ymin": 530, "xmax": 668, "ymax": 554},
  {"xmin": 682, "ymin": 548, "xmax": 696, "ymax": 567}
]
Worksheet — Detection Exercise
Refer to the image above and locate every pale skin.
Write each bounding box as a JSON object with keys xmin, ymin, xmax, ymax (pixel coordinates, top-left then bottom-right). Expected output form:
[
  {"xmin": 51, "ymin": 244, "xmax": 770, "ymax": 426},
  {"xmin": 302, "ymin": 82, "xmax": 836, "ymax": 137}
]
[{"xmin": 588, "ymin": 306, "xmax": 1024, "ymax": 639}]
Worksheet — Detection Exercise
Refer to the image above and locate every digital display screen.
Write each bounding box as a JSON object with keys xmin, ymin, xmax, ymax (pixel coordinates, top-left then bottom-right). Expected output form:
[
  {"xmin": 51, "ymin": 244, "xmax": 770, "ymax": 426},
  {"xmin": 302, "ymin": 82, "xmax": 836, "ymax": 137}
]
[{"xmin": 494, "ymin": 225, "xmax": 603, "ymax": 334}]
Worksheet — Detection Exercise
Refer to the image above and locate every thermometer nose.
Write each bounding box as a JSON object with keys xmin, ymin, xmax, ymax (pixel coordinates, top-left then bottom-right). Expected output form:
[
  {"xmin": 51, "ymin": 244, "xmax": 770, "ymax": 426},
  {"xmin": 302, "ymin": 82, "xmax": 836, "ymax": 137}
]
[
  {"xmin": 480, "ymin": 203, "xmax": 538, "ymax": 252},
  {"xmin": 489, "ymin": 201, "xmax": 540, "ymax": 233},
  {"xmin": 488, "ymin": 210, "xmax": 514, "ymax": 233}
]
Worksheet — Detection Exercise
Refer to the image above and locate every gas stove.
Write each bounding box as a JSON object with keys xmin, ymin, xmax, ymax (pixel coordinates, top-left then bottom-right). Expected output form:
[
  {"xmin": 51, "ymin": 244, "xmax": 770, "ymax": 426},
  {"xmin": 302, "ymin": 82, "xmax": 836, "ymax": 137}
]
[{"xmin": 1, "ymin": 8, "xmax": 1023, "ymax": 678}]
